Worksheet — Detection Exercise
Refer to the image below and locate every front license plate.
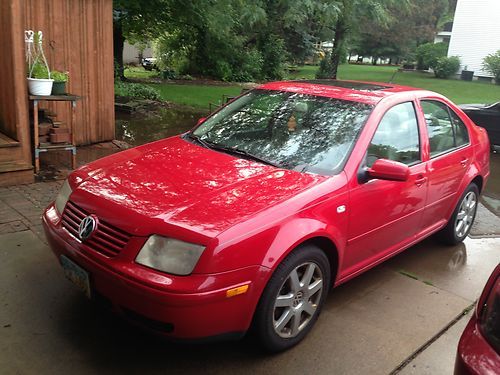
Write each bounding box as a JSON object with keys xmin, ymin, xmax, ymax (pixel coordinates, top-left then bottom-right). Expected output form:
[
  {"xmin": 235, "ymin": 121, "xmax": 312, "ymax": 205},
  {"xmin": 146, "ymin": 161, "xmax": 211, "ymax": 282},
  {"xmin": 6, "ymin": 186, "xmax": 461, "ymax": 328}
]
[{"xmin": 60, "ymin": 255, "xmax": 91, "ymax": 299}]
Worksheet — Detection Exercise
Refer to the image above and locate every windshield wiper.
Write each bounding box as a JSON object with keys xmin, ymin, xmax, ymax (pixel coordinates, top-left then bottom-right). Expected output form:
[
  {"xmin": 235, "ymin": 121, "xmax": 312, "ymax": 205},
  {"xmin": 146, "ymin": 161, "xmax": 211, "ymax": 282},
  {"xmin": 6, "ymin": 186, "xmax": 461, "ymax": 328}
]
[
  {"xmin": 185, "ymin": 132, "xmax": 211, "ymax": 148},
  {"xmin": 186, "ymin": 133, "xmax": 280, "ymax": 168},
  {"xmin": 217, "ymin": 146, "xmax": 281, "ymax": 168}
]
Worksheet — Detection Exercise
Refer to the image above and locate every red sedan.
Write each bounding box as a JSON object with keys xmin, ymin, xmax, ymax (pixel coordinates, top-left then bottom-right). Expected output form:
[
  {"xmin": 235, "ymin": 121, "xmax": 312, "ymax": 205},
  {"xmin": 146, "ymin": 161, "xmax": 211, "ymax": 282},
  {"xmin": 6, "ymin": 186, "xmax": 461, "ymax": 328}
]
[
  {"xmin": 43, "ymin": 80, "xmax": 490, "ymax": 351},
  {"xmin": 455, "ymin": 264, "xmax": 500, "ymax": 374}
]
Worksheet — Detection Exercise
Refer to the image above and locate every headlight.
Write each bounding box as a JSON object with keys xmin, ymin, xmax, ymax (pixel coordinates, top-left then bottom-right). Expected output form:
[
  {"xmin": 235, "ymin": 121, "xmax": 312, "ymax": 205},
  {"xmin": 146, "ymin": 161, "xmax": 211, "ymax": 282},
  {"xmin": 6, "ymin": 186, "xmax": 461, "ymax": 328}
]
[
  {"xmin": 55, "ymin": 180, "xmax": 72, "ymax": 214},
  {"xmin": 135, "ymin": 235, "xmax": 205, "ymax": 275}
]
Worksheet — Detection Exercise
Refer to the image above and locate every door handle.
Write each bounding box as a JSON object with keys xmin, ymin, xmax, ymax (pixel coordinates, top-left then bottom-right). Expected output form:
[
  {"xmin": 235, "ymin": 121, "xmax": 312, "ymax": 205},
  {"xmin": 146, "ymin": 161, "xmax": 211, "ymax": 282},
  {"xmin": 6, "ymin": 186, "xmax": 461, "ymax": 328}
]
[
  {"xmin": 460, "ymin": 158, "xmax": 468, "ymax": 167},
  {"xmin": 415, "ymin": 175, "xmax": 427, "ymax": 187}
]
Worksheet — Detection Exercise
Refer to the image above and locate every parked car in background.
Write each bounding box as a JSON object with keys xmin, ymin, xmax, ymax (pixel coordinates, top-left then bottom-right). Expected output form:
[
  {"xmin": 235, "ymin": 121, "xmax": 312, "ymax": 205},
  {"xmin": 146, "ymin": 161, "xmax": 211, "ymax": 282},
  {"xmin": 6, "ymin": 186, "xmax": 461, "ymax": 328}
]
[
  {"xmin": 43, "ymin": 80, "xmax": 490, "ymax": 352},
  {"xmin": 455, "ymin": 263, "xmax": 500, "ymax": 374},
  {"xmin": 460, "ymin": 102, "xmax": 500, "ymax": 150},
  {"xmin": 141, "ymin": 57, "xmax": 157, "ymax": 71}
]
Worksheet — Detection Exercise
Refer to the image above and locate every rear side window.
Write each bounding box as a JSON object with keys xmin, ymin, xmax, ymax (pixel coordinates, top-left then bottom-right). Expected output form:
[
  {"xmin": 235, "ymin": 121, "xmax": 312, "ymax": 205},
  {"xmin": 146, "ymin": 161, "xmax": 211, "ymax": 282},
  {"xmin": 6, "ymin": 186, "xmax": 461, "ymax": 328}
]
[
  {"xmin": 450, "ymin": 111, "xmax": 470, "ymax": 147},
  {"xmin": 367, "ymin": 102, "xmax": 420, "ymax": 167},
  {"xmin": 421, "ymin": 100, "xmax": 470, "ymax": 157}
]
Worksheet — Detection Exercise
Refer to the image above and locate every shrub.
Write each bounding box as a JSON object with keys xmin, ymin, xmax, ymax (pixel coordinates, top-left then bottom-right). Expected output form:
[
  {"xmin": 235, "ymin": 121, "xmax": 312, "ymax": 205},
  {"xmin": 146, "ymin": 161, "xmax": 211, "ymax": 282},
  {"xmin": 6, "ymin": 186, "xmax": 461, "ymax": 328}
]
[
  {"xmin": 482, "ymin": 50, "xmax": 500, "ymax": 84},
  {"xmin": 433, "ymin": 56, "xmax": 460, "ymax": 79},
  {"xmin": 416, "ymin": 42, "xmax": 448, "ymax": 70},
  {"xmin": 51, "ymin": 71, "xmax": 69, "ymax": 82},
  {"xmin": 316, "ymin": 52, "xmax": 334, "ymax": 78},
  {"xmin": 114, "ymin": 81, "xmax": 161, "ymax": 101},
  {"xmin": 30, "ymin": 61, "xmax": 50, "ymax": 79}
]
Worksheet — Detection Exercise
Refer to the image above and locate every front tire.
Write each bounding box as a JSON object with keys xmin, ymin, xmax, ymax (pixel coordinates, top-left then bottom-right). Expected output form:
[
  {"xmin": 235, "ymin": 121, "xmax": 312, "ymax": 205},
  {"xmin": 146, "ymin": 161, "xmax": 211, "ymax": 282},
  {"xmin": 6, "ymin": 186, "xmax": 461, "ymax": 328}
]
[
  {"xmin": 437, "ymin": 183, "xmax": 479, "ymax": 245},
  {"xmin": 254, "ymin": 245, "xmax": 331, "ymax": 352}
]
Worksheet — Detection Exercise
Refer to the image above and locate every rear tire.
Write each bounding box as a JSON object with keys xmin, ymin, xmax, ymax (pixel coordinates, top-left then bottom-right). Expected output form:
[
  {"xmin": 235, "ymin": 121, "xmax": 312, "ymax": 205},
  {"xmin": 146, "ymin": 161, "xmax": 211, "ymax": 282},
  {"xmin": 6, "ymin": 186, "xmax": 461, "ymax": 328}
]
[
  {"xmin": 436, "ymin": 183, "xmax": 479, "ymax": 245},
  {"xmin": 253, "ymin": 245, "xmax": 331, "ymax": 352}
]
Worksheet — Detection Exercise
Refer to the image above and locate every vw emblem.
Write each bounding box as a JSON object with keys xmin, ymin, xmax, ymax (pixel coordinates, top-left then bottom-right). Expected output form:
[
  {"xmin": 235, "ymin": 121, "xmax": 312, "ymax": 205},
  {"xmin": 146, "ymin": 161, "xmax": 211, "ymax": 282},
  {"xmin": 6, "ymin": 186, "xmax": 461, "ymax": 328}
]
[{"xmin": 78, "ymin": 215, "xmax": 98, "ymax": 241}]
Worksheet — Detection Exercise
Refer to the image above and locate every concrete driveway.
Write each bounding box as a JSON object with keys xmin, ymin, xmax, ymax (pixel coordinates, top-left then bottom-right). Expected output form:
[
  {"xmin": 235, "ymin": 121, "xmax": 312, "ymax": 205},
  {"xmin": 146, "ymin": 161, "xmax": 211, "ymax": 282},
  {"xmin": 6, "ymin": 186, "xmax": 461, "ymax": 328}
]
[
  {"xmin": 1, "ymin": 153, "xmax": 499, "ymax": 374},
  {"xmin": 1, "ymin": 231, "xmax": 498, "ymax": 375}
]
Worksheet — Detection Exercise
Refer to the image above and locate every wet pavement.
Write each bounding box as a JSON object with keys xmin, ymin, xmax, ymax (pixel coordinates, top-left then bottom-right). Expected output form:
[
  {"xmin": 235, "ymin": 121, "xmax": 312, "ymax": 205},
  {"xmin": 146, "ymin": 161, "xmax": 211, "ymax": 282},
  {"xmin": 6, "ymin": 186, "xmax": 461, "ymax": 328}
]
[{"xmin": 0, "ymin": 232, "xmax": 498, "ymax": 375}]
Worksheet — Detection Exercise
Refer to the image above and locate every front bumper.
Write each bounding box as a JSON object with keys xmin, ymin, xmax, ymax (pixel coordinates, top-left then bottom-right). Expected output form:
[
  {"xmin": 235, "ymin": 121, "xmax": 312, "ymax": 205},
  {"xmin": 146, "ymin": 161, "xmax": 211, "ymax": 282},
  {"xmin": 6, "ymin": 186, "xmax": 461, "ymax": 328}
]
[{"xmin": 42, "ymin": 204, "xmax": 270, "ymax": 340}]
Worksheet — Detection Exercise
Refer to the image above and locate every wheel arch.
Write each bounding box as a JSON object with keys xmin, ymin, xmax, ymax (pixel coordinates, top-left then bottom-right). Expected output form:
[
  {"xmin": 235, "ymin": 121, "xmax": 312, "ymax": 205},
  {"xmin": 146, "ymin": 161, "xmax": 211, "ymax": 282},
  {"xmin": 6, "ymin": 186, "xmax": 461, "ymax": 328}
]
[
  {"xmin": 471, "ymin": 174, "xmax": 483, "ymax": 193},
  {"xmin": 299, "ymin": 236, "xmax": 339, "ymax": 288}
]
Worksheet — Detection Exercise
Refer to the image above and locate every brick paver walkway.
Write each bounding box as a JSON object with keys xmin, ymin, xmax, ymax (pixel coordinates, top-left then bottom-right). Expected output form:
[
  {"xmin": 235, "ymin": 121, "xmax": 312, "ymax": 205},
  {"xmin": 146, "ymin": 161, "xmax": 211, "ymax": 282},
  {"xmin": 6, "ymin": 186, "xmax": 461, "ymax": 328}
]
[{"xmin": 0, "ymin": 181, "xmax": 62, "ymax": 242}]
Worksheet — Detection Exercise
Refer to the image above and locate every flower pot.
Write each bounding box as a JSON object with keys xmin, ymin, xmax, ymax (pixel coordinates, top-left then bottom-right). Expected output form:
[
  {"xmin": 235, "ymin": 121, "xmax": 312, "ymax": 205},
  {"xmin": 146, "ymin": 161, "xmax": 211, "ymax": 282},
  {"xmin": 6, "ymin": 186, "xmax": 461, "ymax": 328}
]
[
  {"xmin": 27, "ymin": 78, "xmax": 54, "ymax": 96},
  {"xmin": 51, "ymin": 81, "xmax": 66, "ymax": 95}
]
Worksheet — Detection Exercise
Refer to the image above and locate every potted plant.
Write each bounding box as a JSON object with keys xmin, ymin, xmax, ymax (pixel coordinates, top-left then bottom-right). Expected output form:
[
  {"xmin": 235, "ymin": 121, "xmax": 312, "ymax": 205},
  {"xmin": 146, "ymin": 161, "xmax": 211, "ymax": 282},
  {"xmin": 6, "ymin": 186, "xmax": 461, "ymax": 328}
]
[
  {"xmin": 27, "ymin": 61, "xmax": 53, "ymax": 95},
  {"xmin": 51, "ymin": 71, "xmax": 69, "ymax": 95},
  {"xmin": 25, "ymin": 30, "xmax": 53, "ymax": 96}
]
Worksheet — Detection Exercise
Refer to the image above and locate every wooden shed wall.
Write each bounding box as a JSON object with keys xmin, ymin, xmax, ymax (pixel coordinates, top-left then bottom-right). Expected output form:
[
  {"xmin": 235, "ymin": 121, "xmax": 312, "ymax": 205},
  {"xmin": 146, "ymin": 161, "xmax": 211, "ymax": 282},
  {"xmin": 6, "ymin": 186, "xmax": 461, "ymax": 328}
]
[
  {"xmin": 0, "ymin": 0, "xmax": 30, "ymax": 142},
  {"xmin": 24, "ymin": 0, "xmax": 115, "ymax": 145},
  {"xmin": 0, "ymin": 0, "xmax": 32, "ymax": 172}
]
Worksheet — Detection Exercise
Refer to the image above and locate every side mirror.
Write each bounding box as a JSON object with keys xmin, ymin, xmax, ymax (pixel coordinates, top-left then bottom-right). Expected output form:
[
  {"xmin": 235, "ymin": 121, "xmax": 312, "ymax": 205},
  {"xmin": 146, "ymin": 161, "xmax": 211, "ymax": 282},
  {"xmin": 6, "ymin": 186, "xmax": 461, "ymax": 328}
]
[
  {"xmin": 367, "ymin": 159, "xmax": 409, "ymax": 182},
  {"xmin": 197, "ymin": 117, "xmax": 206, "ymax": 126}
]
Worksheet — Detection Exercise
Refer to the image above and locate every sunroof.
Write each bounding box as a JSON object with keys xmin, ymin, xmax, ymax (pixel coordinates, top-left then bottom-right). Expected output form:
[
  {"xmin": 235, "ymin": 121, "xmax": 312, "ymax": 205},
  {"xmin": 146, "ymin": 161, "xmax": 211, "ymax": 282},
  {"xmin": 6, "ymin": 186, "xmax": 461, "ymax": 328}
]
[{"xmin": 296, "ymin": 80, "xmax": 391, "ymax": 91}]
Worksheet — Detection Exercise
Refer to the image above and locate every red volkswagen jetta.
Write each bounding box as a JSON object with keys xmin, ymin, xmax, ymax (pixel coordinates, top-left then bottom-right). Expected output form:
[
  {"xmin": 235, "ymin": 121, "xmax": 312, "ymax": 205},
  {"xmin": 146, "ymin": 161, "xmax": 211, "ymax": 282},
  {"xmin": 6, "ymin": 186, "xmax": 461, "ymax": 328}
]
[{"xmin": 43, "ymin": 80, "xmax": 490, "ymax": 351}]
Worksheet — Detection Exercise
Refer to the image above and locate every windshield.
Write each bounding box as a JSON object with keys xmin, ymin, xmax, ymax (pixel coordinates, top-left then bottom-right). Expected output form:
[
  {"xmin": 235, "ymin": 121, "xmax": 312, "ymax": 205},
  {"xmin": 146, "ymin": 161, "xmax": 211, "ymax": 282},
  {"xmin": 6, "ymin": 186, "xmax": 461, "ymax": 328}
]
[{"xmin": 191, "ymin": 89, "xmax": 373, "ymax": 175}]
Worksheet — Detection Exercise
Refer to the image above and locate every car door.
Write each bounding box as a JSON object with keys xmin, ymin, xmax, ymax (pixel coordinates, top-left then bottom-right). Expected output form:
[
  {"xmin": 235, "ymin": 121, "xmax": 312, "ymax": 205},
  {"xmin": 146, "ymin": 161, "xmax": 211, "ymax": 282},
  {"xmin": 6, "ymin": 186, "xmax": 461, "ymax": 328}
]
[
  {"xmin": 418, "ymin": 99, "xmax": 473, "ymax": 233},
  {"xmin": 344, "ymin": 101, "xmax": 428, "ymax": 274}
]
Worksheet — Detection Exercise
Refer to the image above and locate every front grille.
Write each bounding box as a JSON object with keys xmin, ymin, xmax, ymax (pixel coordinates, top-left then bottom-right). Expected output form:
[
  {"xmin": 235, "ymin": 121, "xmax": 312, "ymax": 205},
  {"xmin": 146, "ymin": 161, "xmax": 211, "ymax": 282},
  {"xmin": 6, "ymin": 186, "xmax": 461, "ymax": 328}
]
[{"xmin": 61, "ymin": 201, "xmax": 131, "ymax": 257}]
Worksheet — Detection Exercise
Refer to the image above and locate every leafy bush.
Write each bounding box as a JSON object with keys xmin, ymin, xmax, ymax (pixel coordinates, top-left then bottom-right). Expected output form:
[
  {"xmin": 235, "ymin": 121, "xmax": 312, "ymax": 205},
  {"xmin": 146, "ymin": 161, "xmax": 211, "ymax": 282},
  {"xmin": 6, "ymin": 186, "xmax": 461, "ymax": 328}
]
[
  {"xmin": 51, "ymin": 71, "xmax": 68, "ymax": 82},
  {"xmin": 161, "ymin": 69, "xmax": 177, "ymax": 80},
  {"xmin": 259, "ymin": 34, "xmax": 287, "ymax": 81},
  {"xmin": 316, "ymin": 52, "xmax": 334, "ymax": 78},
  {"xmin": 30, "ymin": 61, "xmax": 50, "ymax": 79},
  {"xmin": 114, "ymin": 81, "xmax": 161, "ymax": 101},
  {"xmin": 416, "ymin": 42, "xmax": 448, "ymax": 70},
  {"xmin": 433, "ymin": 56, "xmax": 460, "ymax": 78},
  {"xmin": 482, "ymin": 50, "xmax": 500, "ymax": 84}
]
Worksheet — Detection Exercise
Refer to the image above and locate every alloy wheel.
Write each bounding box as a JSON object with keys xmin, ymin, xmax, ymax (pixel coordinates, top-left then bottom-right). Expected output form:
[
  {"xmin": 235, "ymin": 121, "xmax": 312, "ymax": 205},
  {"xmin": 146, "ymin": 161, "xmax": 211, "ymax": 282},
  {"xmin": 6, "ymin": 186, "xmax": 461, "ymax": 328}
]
[
  {"xmin": 454, "ymin": 191, "xmax": 477, "ymax": 238},
  {"xmin": 273, "ymin": 262, "xmax": 324, "ymax": 338}
]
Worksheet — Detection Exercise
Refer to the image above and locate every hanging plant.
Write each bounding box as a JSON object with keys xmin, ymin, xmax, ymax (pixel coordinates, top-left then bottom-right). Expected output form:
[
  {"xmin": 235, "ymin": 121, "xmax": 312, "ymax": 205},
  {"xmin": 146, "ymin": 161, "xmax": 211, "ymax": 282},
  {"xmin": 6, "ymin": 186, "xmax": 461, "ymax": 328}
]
[{"xmin": 25, "ymin": 30, "xmax": 53, "ymax": 96}]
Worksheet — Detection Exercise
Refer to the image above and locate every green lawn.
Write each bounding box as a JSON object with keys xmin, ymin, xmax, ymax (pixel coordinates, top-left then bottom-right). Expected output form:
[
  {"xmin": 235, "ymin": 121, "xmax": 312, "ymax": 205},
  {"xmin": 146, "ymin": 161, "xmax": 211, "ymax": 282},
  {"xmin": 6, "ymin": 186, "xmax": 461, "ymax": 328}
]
[
  {"xmin": 149, "ymin": 83, "xmax": 243, "ymax": 109},
  {"xmin": 124, "ymin": 66, "xmax": 159, "ymax": 79},
  {"xmin": 122, "ymin": 64, "xmax": 499, "ymax": 108},
  {"xmin": 287, "ymin": 64, "xmax": 500, "ymax": 104}
]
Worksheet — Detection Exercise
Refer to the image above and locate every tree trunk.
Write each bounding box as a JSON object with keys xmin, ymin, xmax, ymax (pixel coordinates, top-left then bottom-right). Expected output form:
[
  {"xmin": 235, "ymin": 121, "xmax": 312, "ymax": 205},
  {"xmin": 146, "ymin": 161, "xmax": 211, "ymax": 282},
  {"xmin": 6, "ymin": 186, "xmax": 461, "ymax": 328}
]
[
  {"xmin": 328, "ymin": 18, "xmax": 347, "ymax": 79},
  {"xmin": 113, "ymin": 18, "xmax": 126, "ymax": 81}
]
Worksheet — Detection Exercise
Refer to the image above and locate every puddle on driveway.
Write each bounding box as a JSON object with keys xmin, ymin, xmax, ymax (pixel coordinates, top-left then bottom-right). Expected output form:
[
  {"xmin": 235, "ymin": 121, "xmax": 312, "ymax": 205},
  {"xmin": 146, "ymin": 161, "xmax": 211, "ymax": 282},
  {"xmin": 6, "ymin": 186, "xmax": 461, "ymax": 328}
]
[
  {"xmin": 115, "ymin": 106, "xmax": 206, "ymax": 146},
  {"xmin": 482, "ymin": 152, "xmax": 500, "ymax": 216}
]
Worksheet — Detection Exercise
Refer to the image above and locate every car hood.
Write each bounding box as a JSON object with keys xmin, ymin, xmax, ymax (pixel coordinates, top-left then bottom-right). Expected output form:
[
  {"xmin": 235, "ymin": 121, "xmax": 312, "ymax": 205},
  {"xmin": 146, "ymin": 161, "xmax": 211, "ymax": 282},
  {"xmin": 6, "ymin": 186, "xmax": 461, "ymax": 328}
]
[{"xmin": 71, "ymin": 136, "xmax": 326, "ymax": 239}]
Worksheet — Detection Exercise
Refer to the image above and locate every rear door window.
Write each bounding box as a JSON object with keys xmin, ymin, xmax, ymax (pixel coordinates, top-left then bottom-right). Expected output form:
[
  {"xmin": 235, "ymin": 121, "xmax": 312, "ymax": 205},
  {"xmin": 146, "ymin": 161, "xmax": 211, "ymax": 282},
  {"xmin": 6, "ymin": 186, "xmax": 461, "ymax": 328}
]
[{"xmin": 421, "ymin": 100, "xmax": 470, "ymax": 157}]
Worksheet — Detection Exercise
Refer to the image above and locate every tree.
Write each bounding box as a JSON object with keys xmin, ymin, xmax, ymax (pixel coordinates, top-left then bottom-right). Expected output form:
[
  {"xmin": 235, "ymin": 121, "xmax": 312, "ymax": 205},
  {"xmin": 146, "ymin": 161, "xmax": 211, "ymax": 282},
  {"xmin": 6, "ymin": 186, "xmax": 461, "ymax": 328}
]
[
  {"xmin": 317, "ymin": 0, "xmax": 410, "ymax": 79},
  {"xmin": 351, "ymin": 0, "xmax": 449, "ymax": 65},
  {"xmin": 113, "ymin": 0, "xmax": 171, "ymax": 80}
]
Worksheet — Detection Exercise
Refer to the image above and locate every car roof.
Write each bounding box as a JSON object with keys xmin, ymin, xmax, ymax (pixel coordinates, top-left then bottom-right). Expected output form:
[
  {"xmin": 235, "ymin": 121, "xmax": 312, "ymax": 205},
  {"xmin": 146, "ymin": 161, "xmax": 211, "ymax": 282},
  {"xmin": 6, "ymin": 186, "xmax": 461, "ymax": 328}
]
[{"xmin": 257, "ymin": 80, "xmax": 423, "ymax": 105}]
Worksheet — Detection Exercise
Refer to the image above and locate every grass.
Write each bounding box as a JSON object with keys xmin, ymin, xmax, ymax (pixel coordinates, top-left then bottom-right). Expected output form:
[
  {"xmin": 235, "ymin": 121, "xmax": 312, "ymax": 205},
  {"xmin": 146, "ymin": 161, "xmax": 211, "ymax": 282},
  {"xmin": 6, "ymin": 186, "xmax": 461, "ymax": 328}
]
[
  {"xmin": 287, "ymin": 64, "xmax": 500, "ymax": 104},
  {"xmin": 149, "ymin": 83, "xmax": 243, "ymax": 109},
  {"xmin": 124, "ymin": 66, "xmax": 159, "ymax": 79},
  {"xmin": 121, "ymin": 64, "xmax": 500, "ymax": 108}
]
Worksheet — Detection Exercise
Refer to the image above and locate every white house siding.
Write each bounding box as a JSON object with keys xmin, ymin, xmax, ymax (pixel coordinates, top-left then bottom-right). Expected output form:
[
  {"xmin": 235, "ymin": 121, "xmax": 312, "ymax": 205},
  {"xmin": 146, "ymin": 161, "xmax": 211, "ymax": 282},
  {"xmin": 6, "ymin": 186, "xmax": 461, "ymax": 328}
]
[{"xmin": 447, "ymin": 0, "xmax": 500, "ymax": 77}]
